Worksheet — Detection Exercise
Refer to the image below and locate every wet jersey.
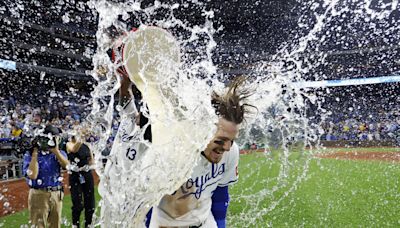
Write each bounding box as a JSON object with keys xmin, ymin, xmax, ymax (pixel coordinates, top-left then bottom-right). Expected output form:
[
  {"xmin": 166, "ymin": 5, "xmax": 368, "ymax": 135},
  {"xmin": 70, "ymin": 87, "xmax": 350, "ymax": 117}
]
[
  {"xmin": 99, "ymin": 99, "xmax": 152, "ymax": 227},
  {"xmin": 105, "ymin": 99, "xmax": 150, "ymax": 172},
  {"xmin": 150, "ymin": 143, "xmax": 239, "ymax": 227}
]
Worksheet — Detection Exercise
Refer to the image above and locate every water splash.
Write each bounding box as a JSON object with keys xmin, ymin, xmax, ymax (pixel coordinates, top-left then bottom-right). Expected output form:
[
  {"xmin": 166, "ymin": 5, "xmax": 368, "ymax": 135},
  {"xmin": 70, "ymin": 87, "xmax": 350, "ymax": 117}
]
[
  {"xmin": 85, "ymin": 0, "xmax": 400, "ymax": 226},
  {"xmin": 88, "ymin": 1, "xmax": 219, "ymax": 226},
  {"xmin": 0, "ymin": 0, "xmax": 398, "ymax": 226},
  {"xmin": 227, "ymin": 0, "xmax": 400, "ymax": 226}
]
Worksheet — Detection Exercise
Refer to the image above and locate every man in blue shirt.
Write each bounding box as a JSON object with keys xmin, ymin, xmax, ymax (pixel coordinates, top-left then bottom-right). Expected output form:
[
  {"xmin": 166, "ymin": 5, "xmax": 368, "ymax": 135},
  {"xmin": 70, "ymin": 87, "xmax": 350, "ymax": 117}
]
[{"xmin": 23, "ymin": 125, "xmax": 69, "ymax": 228}]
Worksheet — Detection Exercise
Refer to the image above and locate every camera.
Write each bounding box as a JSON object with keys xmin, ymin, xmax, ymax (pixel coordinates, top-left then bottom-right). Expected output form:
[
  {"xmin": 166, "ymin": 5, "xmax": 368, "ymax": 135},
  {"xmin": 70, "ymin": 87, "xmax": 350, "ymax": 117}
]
[
  {"xmin": 33, "ymin": 136, "xmax": 56, "ymax": 151},
  {"xmin": 29, "ymin": 124, "xmax": 61, "ymax": 152}
]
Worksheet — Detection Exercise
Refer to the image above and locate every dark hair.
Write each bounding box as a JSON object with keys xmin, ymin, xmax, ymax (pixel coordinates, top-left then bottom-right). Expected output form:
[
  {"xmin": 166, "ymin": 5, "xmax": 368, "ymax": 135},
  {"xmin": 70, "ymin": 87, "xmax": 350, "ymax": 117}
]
[
  {"xmin": 211, "ymin": 76, "xmax": 256, "ymax": 124},
  {"xmin": 43, "ymin": 124, "xmax": 61, "ymax": 136}
]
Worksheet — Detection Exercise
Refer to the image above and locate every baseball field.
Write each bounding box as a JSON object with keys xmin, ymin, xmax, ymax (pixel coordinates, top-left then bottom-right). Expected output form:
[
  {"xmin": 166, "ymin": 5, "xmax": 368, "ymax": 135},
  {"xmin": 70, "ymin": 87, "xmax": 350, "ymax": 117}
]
[
  {"xmin": 229, "ymin": 147, "xmax": 400, "ymax": 227},
  {"xmin": 0, "ymin": 147, "xmax": 399, "ymax": 227}
]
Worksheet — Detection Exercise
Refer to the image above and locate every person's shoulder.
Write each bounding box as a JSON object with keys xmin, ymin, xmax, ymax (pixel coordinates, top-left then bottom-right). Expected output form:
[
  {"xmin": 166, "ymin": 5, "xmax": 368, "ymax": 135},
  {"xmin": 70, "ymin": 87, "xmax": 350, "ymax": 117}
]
[
  {"xmin": 82, "ymin": 143, "xmax": 91, "ymax": 153},
  {"xmin": 65, "ymin": 141, "xmax": 74, "ymax": 152},
  {"xmin": 82, "ymin": 142, "xmax": 90, "ymax": 149}
]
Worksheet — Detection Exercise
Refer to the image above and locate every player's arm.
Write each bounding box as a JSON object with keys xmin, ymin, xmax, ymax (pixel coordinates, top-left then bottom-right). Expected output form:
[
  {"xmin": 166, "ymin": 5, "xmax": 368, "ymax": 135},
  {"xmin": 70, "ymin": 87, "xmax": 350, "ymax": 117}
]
[
  {"xmin": 158, "ymin": 183, "xmax": 198, "ymax": 218},
  {"xmin": 211, "ymin": 186, "xmax": 229, "ymax": 228},
  {"xmin": 119, "ymin": 70, "xmax": 133, "ymax": 107}
]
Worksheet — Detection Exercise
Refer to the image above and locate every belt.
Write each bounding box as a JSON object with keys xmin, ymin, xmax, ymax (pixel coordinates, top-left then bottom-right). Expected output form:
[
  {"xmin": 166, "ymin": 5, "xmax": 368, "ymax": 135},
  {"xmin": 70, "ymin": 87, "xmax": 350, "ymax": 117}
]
[{"xmin": 33, "ymin": 186, "xmax": 63, "ymax": 192}]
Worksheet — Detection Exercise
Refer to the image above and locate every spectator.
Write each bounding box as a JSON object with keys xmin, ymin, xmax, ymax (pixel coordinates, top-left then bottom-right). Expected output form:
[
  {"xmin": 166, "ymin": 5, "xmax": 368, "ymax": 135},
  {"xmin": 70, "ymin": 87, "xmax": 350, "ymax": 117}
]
[
  {"xmin": 23, "ymin": 125, "xmax": 69, "ymax": 228},
  {"xmin": 11, "ymin": 122, "xmax": 23, "ymax": 138},
  {"xmin": 66, "ymin": 129, "xmax": 95, "ymax": 228}
]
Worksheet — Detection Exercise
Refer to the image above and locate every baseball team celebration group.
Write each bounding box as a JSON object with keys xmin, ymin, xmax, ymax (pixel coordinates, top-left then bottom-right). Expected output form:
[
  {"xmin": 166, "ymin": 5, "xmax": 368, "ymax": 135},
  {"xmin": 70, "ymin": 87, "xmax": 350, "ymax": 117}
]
[{"xmin": 21, "ymin": 27, "xmax": 256, "ymax": 228}]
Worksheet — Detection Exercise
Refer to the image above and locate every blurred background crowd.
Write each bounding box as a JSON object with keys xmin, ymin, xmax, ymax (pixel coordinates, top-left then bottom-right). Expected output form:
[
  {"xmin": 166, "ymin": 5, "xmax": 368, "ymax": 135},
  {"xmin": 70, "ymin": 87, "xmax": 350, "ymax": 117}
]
[
  {"xmin": 1, "ymin": 88, "xmax": 399, "ymax": 150},
  {"xmin": 320, "ymin": 100, "xmax": 400, "ymax": 142}
]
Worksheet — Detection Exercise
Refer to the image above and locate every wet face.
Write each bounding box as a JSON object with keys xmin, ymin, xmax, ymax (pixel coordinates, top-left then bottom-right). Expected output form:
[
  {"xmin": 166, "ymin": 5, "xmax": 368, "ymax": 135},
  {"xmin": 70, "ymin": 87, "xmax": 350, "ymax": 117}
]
[{"xmin": 204, "ymin": 118, "xmax": 239, "ymax": 163}]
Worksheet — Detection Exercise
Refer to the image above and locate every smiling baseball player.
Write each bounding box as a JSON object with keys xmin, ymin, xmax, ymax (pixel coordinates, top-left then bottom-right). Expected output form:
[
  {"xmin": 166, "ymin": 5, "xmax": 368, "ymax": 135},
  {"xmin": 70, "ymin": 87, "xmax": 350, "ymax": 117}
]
[
  {"xmin": 148, "ymin": 76, "xmax": 254, "ymax": 228},
  {"xmin": 100, "ymin": 26, "xmax": 254, "ymax": 227}
]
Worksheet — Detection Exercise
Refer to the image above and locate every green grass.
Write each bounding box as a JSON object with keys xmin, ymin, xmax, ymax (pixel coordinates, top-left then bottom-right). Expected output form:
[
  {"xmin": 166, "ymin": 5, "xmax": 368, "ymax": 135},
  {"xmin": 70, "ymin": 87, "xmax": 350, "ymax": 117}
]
[
  {"xmin": 0, "ymin": 188, "xmax": 101, "ymax": 227},
  {"xmin": 229, "ymin": 147, "xmax": 400, "ymax": 227},
  {"xmin": 1, "ymin": 147, "xmax": 399, "ymax": 227}
]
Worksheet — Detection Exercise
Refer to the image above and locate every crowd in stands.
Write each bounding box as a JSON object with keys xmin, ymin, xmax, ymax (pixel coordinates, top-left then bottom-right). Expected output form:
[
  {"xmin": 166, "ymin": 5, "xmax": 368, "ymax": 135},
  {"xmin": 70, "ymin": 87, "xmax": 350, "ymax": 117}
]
[
  {"xmin": 1, "ymin": 94, "xmax": 399, "ymax": 156},
  {"xmin": 0, "ymin": 95, "xmax": 120, "ymax": 169},
  {"xmin": 320, "ymin": 99, "xmax": 400, "ymax": 142},
  {"xmin": 0, "ymin": 95, "xmax": 89, "ymax": 139}
]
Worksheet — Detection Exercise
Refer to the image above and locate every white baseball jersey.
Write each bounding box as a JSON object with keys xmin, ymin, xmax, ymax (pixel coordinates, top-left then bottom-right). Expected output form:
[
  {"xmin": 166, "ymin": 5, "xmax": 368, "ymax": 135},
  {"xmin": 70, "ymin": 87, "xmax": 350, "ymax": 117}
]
[
  {"xmin": 99, "ymin": 99, "xmax": 152, "ymax": 227},
  {"xmin": 150, "ymin": 143, "xmax": 240, "ymax": 227},
  {"xmin": 105, "ymin": 99, "xmax": 148, "ymax": 172}
]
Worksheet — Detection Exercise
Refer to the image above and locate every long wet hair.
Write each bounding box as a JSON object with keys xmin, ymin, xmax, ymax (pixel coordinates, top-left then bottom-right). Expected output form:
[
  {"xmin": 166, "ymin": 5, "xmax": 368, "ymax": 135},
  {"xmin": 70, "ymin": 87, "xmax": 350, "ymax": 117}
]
[{"xmin": 211, "ymin": 76, "xmax": 256, "ymax": 124}]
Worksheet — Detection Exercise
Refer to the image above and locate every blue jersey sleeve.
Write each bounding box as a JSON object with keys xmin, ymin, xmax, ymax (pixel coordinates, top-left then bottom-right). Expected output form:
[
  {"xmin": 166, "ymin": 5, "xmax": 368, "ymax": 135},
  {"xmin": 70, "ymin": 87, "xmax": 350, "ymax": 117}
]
[{"xmin": 211, "ymin": 186, "xmax": 230, "ymax": 228}]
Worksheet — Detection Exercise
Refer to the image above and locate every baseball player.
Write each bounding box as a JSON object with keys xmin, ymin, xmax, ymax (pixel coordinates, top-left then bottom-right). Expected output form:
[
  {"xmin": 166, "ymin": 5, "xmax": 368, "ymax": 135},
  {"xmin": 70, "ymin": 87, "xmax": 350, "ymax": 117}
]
[
  {"xmin": 147, "ymin": 76, "xmax": 254, "ymax": 228},
  {"xmin": 98, "ymin": 54, "xmax": 154, "ymax": 227},
  {"xmin": 106, "ymin": 70, "xmax": 251, "ymax": 228},
  {"xmin": 100, "ymin": 27, "xmax": 254, "ymax": 227}
]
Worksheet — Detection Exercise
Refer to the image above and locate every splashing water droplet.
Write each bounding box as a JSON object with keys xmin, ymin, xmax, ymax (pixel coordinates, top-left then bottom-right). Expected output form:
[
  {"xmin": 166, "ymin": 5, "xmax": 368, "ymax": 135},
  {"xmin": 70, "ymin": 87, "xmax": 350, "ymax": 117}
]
[
  {"xmin": 62, "ymin": 13, "xmax": 70, "ymax": 23},
  {"xmin": 61, "ymin": 217, "xmax": 70, "ymax": 226},
  {"xmin": 115, "ymin": 105, "xmax": 123, "ymax": 112},
  {"xmin": 40, "ymin": 72, "xmax": 45, "ymax": 81}
]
